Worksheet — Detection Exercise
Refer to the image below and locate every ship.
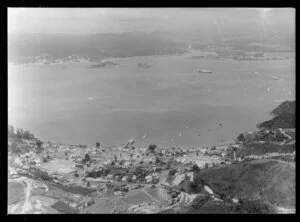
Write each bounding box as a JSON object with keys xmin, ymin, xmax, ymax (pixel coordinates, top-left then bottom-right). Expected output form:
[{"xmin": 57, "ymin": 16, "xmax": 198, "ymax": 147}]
[{"xmin": 199, "ymin": 69, "xmax": 212, "ymax": 73}]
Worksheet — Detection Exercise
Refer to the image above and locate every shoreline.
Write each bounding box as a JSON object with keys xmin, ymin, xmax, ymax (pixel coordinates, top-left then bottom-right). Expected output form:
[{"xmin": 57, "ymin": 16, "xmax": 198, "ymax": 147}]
[{"xmin": 8, "ymin": 49, "xmax": 295, "ymax": 66}]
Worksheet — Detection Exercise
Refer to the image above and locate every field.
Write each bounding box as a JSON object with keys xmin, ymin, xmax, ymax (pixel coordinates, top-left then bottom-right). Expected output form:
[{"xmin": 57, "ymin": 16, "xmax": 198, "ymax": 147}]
[
  {"xmin": 39, "ymin": 159, "xmax": 76, "ymax": 174},
  {"xmin": 8, "ymin": 182, "xmax": 25, "ymax": 205}
]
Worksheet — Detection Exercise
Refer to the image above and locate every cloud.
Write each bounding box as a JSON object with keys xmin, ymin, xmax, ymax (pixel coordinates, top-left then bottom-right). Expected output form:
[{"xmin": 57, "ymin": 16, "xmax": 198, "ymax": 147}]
[{"xmin": 8, "ymin": 8, "xmax": 294, "ymax": 35}]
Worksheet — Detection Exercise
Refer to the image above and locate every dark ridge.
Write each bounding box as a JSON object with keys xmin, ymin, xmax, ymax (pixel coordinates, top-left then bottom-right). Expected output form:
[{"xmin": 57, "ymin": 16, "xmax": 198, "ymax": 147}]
[
  {"xmin": 257, "ymin": 100, "xmax": 295, "ymax": 129},
  {"xmin": 271, "ymin": 100, "xmax": 295, "ymax": 116}
]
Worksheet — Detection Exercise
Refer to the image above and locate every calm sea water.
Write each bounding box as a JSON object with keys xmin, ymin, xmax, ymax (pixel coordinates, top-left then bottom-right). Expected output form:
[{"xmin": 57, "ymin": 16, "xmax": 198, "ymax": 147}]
[{"xmin": 8, "ymin": 52, "xmax": 295, "ymax": 148}]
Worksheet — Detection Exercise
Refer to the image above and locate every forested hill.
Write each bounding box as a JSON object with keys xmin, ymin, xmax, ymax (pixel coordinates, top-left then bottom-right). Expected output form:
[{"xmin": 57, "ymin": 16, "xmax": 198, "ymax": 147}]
[{"xmin": 257, "ymin": 100, "xmax": 295, "ymax": 129}]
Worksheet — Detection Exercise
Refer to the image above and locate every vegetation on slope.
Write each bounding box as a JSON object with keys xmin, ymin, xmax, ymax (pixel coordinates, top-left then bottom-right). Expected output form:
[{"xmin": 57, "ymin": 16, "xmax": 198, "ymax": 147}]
[
  {"xmin": 193, "ymin": 159, "xmax": 295, "ymax": 207},
  {"xmin": 257, "ymin": 100, "xmax": 295, "ymax": 129}
]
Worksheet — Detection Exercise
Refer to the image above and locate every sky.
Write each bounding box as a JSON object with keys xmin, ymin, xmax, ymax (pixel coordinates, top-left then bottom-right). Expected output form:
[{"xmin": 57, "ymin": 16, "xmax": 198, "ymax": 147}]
[{"xmin": 8, "ymin": 8, "xmax": 295, "ymax": 35}]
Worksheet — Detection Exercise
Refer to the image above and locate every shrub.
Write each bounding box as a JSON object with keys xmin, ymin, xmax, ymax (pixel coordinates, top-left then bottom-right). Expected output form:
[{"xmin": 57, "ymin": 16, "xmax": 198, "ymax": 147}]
[
  {"xmin": 119, "ymin": 160, "xmax": 126, "ymax": 165},
  {"xmin": 10, "ymin": 142, "xmax": 22, "ymax": 154},
  {"xmin": 36, "ymin": 140, "xmax": 43, "ymax": 147},
  {"xmin": 23, "ymin": 130, "xmax": 35, "ymax": 140},
  {"xmin": 205, "ymin": 163, "xmax": 209, "ymax": 169},
  {"xmin": 87, "ymin": 199, "xmax": 95, "ymax": 207},
  {"xmin": 36, "ymin": 140, "xmax": 43, "ymax": 154},
  {"xmin": 31, "ymin": 168, "xmax": 52, "ymax": 181},
  {"xmin": 237, "ymin": 133, "xmax": 245, "ymax": 142},
  {"xmin": 166, "ymin": 161, "xmax": 171, "ymax": 170},
  {"xmin": 16, "ymin": 129, "xmax": 24, "ymax": 140},
  {"xmin": 232, "ymin": 199, "xmax": 274, "ymax": 214},
  {"xmin": 148, "ymin": 144, "xmax": 157, "ymax": 153},
  {"xmin": 96, "ymin": 142, "xmax": 100, "ymax": 148},
  {"xmin": 192, "ymin": 164, "xmax": 201, "ymax": 173},
  {"xmin": 82, "ymin": 154, "xmax": 91, "ymax": 164},
  {"xmin": 189, "ymin": 181, "xmax": 198, "ymax": 191},
  {"xmin": 168, "ymin": 169, "xmax": 177, "ymax": 176},
  {"xmin": 85, "ymin": 153, "xmax": 90, "ymax": 161}
]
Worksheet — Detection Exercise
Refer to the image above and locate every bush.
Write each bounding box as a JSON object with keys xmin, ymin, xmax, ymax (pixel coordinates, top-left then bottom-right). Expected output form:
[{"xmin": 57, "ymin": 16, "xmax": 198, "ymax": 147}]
[
  {"xmin": 118, "ymin": 160, "xmax": 125, "ymax": 165},
  {"xmin": 232, "ymin": 199, "xmax": 274, "ymax": 214},
  {"xmin": 31, "ymin": 168, "xmax": 52, "ymax": 181},
  {"xmin": 192, "ymin": 164, "xmax": 201, "ymax": 173},
  {"xmin": 96, "ymin": 142, "xmax": 100, "ymax": 148},
  {"xmin": 166, "ymin": 161, "xmax": 171, "ymax": 170},
  {"xmin": 87, "ymin": 199, "xmax": 95, "ymax": 207},
  {"xmin": 168, "ymin": 169, "xmax": 177, "ymax": 176},
  {"xmin": 85, "ymin": 153, "xmax": 90, "ymax": 161},
  {"xmin": 10, "ymin": 142, "xmax": 22, "ymax": 154},
  {"xmin": 23, "ymin": 130, "xmax": 35, "ymax": 140},
  {"xmin": 36, "ymin": 140, "xmax": 43, "ymax": 154},
  {"xmin": 36, "ymin": 140, "xmax": 43, "ymax": 147},
  {"xmin": 148, "ymin": 144, "xmax": 157, "ymax": 153},
  {"xmin": 189, "ymin": 181, "xmax": 201, "ymax": 193},
  {"xmin": 237, "ymin": 133, "xmax": 245, "ymax": 142}
]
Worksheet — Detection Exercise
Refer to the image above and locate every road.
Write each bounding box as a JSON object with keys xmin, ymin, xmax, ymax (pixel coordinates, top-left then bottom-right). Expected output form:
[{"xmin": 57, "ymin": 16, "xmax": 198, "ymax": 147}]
[
  {"xmin": 8, "ymin": 178, "xmax": 33, "ymax": 214},
  {"xmin": 19, "ymin": 179, "xmax": 33, "ymax": 213}
]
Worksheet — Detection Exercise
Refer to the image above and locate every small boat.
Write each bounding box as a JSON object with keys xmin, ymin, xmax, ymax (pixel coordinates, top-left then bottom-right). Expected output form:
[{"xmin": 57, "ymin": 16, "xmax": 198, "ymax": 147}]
[
  {"xmin": 272, "ymin": 76, "xmax": 279, "ymax": 80},
  {"xmin": 199, "ymin": 69, "xmax": 212, "ymax": 73}
]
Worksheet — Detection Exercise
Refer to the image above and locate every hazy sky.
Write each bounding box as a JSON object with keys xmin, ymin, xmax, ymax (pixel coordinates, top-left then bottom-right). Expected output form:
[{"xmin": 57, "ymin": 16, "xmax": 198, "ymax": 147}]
[{"xmin": 8, "ymin": 8, "xmax": 295, "ymax": 35}]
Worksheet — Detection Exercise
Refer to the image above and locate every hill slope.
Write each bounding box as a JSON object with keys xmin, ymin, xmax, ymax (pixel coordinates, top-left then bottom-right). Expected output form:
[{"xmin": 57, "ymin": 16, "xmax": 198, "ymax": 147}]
[{"xmin": 257, "ymin": 100, "xmax": 295, "ymax": 129}]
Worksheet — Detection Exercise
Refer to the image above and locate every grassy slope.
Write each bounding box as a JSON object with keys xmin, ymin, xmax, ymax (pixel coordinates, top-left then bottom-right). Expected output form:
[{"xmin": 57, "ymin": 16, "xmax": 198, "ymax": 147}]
[
  {"xmin": 257, "ymin": 100, "xmax": 295, "ymax": 129},
  {"xmin": 8, "ymin": 182, "xmax": 25, "ymax": 205},
  {"xmin": 193, "ymin": 159, "xmax": 295, "ymax": 207},
  {"xmin": 236, "ymin": 142, "xmax": 295, "ymax": 157}
]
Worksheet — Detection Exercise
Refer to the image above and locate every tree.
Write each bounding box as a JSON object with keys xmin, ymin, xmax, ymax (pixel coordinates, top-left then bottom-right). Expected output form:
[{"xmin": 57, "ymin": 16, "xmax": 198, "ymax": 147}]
[
  {"xmin": 192, "ymin": 164, "xmax": 201, "ymax": 173},
  {"xmin": 15, "ymin": 129, "xmax": 24, "ymax": 141},
  {"xmin": 23, "ymin": 130, "xmax": 35, "ymax": 140},
  {"xmin": 166, "ymin": 160, "xmax": 171, "ymax": 170},
  {"xmin": 168, "ymin": 169, "xmax": 176, "ymax": 176},
  {"xmin": 96, "ymin": 142, "xmax": 100, "ymax": 148},
  {"xmin": 36, "ymin": 140, "xmax": 43, "ymax": 154},
  {"xmin": 237, "ymin": 133, "xmax": 245, "ymax": 142},
  {"xmin": 83, "ymin": 153, "xmax": 91, "ymax": 163},
  {"xmin": 148, "ymin": 144, "xmax": 157, "ymax": 153},
  {"xmin": 10, "ymin": 142, "xmax": 22, "ymax": 153}
]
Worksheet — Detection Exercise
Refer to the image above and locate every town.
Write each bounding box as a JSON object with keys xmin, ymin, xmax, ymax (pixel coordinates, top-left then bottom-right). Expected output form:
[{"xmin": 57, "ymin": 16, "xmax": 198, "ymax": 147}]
[{"xmin": 8, "ymin": 101, "xmax": 295, "ymax": 214}]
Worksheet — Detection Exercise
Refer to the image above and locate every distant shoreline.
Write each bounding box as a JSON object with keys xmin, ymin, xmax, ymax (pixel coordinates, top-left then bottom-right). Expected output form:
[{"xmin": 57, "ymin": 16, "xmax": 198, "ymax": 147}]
[{"xmin": 8, "ymin": 49, "xmax": 295, "ymax": 66}]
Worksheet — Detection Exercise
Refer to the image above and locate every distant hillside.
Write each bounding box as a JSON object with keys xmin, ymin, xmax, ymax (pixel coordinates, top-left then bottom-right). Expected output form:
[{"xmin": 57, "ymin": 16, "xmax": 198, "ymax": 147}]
[
  {"xmin": 271, "ymin": 100, "xmax": 295, "ymax": 116},
  {"xmin": 257, "ymin": 100, "xmax": 295, "ymax": 129},
  {"xmin": 8, "ymin": 32, "xmax": 188, "ymax": 63}
]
